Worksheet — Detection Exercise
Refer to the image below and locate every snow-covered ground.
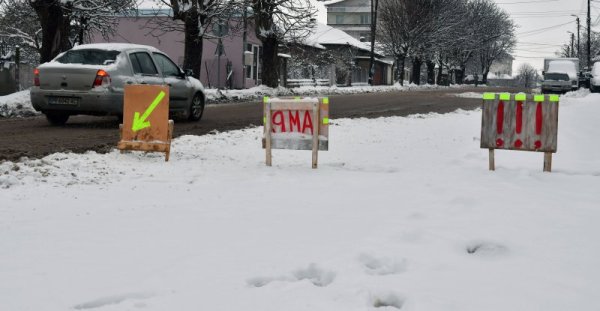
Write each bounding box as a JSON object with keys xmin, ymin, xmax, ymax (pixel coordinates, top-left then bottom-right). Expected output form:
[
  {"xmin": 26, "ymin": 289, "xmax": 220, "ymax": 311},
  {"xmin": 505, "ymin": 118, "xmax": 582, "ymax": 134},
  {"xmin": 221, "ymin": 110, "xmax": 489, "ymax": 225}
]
[
  {"xmin": 0, "ymin": 90, "xmax": 38, "ymax": 118},
  {"xmin": 1, "ymin": 92, "xmax": 599, "ymax": 310}
]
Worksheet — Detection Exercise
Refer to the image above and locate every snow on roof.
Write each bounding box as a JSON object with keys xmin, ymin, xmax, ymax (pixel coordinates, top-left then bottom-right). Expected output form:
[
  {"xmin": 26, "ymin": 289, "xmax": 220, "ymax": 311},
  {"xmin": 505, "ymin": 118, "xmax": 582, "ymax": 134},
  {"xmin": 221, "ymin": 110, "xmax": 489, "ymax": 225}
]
[
  {"xmin": 354, "ymin": 56, "xmax": 394, "ymax": 65},
  {"xmin": 71, "ymin": 43, "xmax": 160, "ymax": 52},
  {"xmin": 304, "ymin": 23, "xmax": 371, "ymax": 53}
]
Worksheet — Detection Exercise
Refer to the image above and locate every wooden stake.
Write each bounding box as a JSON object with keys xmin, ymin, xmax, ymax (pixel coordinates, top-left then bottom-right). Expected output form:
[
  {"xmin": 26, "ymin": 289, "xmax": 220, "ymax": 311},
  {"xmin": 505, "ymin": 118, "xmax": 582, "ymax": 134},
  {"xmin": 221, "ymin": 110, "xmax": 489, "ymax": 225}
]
[
  {"xmin": 265, "ymin": 102, "xmax": 272, "ymax": 166},
  {"xmin": 312, "ymin": 102, "xmax": 320, "ymax": 169},
  {"xmin": 489, "ymin": 148, "xmax": 495, "ymax": 171},
  {"xmin": 165, "ymin": 120, "xmax": 174, "ymax": 162},
  {"xmin": 543, "ymin": 152, "xmax": 552, "ymax": 172}
]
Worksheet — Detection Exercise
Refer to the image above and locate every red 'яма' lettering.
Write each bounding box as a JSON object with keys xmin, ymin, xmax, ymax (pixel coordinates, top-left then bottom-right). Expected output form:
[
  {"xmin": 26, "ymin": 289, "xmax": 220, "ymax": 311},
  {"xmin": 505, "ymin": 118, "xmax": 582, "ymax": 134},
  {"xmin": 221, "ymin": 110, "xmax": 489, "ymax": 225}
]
[
  {"xmin": 289, "ymin": 111, "xmax": 301, "ymax": 132},
  {"xmin": 272, "ymin": 111, "xmax": 286, "ymax": 132},
  {"xmin": 302, "ymin": 111, "xmax": 313, "ymax": 134}
]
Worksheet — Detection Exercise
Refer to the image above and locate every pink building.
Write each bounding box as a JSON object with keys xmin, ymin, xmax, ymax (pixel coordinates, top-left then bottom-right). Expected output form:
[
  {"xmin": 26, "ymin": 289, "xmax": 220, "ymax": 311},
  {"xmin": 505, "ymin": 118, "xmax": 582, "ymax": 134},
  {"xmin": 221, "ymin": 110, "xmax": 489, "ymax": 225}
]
[{"xmin": 91, "ymin": 11, "xmax": 263, "ymax": 89}]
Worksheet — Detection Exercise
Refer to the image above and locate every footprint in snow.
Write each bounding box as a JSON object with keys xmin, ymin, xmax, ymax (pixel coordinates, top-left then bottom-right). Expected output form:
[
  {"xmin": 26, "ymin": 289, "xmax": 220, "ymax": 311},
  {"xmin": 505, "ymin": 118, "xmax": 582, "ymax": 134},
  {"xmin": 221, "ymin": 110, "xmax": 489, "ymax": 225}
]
[
  {"xmin": 247, "ymin": 263, "xmax": 336, "ymax": 288},
  {"xmin": 73, "ymin": 292, "xmax": 154, "ymax": 310},
  {"xmin": 466, "ymin": 241, "xmax": 508, "ymax": 257},
  {"xmin": 371, "ymin": 293, "xmax": 405, "ymax": 309},
  {"xmin": 359, "ymin": 254, "xmax": 407, "ymax": 276}
]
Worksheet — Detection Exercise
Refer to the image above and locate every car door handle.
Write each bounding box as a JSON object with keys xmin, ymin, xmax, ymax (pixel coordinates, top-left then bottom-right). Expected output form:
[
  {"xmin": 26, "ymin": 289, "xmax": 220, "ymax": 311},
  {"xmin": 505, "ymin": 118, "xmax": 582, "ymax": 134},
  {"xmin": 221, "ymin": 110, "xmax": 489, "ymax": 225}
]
[
  {"xmin": 126, "ymin": 81, "xmax": 133, "ymax": 84},
  {"xmin": 140, "ymin": 82, "xmax": 148, "ymax": 85},
  {"xmin": 167, "ymin": 83, "xmax": 172, "ymax": 86}
]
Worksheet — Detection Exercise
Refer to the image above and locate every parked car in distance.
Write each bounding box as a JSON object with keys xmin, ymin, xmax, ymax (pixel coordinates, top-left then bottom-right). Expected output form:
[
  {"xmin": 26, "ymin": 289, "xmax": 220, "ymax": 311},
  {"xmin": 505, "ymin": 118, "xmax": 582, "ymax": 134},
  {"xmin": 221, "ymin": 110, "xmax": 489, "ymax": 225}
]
[
  {"xmin": 31, "ymin": 43, "xmax": 205, "ymax": 125},
  {"xmin": 541, "ymin": 72, "xmax": 572, "ymax": 94},
  {"xmin": 589, "ymin": 62, "xmax": 600, "ymax": 92},
  {"xmin": 543, "ymin": 58, "xmax": 580, "ymax": 90},
  {"xmin": 579, "ymin": 71, "xmax": 592, "ymax": 89}
]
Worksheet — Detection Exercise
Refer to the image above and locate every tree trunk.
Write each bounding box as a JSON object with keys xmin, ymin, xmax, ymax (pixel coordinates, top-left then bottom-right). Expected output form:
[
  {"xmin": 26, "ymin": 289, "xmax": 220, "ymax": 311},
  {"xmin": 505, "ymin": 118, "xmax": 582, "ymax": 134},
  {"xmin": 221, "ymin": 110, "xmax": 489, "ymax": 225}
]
[
  {"xmin": 426, "ymin": 60, "xmax": 435, "ymax": 85},
  {"xmin": 482, "ymin": 70, "xmax": 489, "ymax": 85},
  {"xmin": 261, "ymin": 36, "xmax": 280, "ymax": 88},
  {"xmin": 456, "ymin": 66, "xmax": 466, "ymax": 85},
  {"xmin": 183, "ymin": 14, "xmax": 203, "ymax": 79},
  {"xmin": 411, "ymin": 57, "xmax": 422, "ymax": 85},
  {"xmin": 396, "ymin": 54, "xmax": 405, "ymax": 85},
  {"xmin": 31, "ymin": 1, "xmax": 70, "ymax": 63},
  {"xmin": 436, "ymin": 59, "xmax": 444, "ymax": 85}
]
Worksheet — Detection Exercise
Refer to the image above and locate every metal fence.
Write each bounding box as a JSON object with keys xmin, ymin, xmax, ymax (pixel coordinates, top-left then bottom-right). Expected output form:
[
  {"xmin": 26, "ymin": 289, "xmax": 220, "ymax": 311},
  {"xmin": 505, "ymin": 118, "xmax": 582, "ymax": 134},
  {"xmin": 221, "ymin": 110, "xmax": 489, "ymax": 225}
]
[{"xmin": 0, "ymin": 62, "xmax": 33, "ymax": 95}]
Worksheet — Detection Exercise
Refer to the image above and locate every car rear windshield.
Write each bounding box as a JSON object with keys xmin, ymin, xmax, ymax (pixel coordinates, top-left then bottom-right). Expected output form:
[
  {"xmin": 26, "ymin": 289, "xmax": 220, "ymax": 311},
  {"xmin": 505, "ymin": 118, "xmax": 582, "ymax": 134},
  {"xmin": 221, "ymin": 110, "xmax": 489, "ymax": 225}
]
[
  {"xmin": 544, "ymin": 73, "xmax": 569, "ymax": 81},
  {"xmin": 55, "ymin": 49, "xmax": 120, "ymax": 65}
]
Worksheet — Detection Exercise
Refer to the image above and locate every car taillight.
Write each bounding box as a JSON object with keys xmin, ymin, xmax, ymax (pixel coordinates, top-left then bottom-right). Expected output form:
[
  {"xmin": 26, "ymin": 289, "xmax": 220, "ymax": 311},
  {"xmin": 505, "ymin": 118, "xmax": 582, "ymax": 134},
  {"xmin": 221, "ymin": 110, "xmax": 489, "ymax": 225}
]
[
  {"xmin": 34, "ymin": 68, "xmax": 40, "ymax": 87},
  {"xmin": 93, "ymin": 69, "xmax": 111, "ymax": 88}
]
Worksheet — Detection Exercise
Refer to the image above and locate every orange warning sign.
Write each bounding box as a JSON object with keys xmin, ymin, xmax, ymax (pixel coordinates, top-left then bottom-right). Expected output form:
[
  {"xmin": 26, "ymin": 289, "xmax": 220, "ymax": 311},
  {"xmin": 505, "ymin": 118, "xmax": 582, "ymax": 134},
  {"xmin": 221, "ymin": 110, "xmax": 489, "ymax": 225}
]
[{"xmin": 117, "ymin": 85, "xmax": 174, "ymax": 161}]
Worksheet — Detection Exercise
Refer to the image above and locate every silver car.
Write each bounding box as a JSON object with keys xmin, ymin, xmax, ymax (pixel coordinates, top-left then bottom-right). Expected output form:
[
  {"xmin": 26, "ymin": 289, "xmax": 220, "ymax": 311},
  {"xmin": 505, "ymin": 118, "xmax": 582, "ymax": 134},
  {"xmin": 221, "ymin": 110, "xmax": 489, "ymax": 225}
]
[{"xmin": 31, "ymin": 43, "xmax": 206, "ymax": 125}]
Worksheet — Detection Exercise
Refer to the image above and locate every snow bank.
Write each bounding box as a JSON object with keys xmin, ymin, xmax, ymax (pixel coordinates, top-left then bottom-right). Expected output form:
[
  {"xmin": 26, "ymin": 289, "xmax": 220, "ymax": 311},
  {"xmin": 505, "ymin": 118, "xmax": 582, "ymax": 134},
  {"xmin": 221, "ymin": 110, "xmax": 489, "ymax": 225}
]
[
  {"xmin": 1, "ymin": 93, "xmax": 599, "ymax": 310},
  {"xmin": 0, "ymin": 90, "xmax": 38, "ymax": 118},
  {"xmin": 206, "ymin": 83, "xmax": 468, "ymax": 103}
]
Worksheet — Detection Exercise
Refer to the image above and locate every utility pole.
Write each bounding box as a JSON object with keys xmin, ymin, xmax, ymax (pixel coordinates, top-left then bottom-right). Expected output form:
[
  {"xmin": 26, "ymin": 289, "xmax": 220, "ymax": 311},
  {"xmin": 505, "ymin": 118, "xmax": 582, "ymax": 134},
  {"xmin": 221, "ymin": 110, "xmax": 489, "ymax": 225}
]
[
  {"xmin": 587, "ymin": 0, "xmax": 591, "ymax": 69},
  {"xmin": 368, "ymin": 0, "xmax": 379, "ymax": 85},
  {"xmin": 573, "ymin": 33, "xmax": 576, "ymax": 58},
  {"xmin": 572, "ymin": 15, "xmax": 581, "ymax": 58},
  {"xmin": 577, "ymin": 17, "xmax": 581, "ymax": 58},
  {"xmin": 242, "ymin": 0, "xmax": 248, "ymax": 89}
]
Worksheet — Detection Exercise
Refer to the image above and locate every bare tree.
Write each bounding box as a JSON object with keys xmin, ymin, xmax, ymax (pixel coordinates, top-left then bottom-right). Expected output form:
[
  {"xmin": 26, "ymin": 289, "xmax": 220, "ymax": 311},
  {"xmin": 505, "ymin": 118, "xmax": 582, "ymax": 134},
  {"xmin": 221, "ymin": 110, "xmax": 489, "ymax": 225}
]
[
  {"xmin": 0, "ymin": 0, "xmax": 42, "ymax": 63},
  {"xmin": 147, "ymin": 0, "xmax": 239, "ymax": 79},
  {"xmin": 251, "ymin": 0, "xmax": 316, "ymax": 87},
  {"xmin": 378, "ymin": 0, "xmax": 468, "ymax": 85},
  {"xmin": 377, "ymin": 0, "xmax": 431, "ymax": 85},
  {"xmin": 558, "ymin": 29, "xmax": 600, "ymax": 69},
  {"xmin": 516, "ymin": 63, "xmax": 539, "ymax": 89},
  {"xmin": 476, "ymin": 1, "xmax": 515, "ymax": 84},
  {"xmin": 28, "ymin": 0, "xmax": 138, "ymax": 63}
]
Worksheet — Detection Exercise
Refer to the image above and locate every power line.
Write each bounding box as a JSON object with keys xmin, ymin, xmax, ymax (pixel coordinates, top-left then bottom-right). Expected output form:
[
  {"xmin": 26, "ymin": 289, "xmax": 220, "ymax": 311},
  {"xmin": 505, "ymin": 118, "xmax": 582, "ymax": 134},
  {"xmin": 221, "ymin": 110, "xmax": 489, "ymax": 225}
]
[{"xmin": 517, "ymin": 21, "xmax": 576, "ymax": 37}]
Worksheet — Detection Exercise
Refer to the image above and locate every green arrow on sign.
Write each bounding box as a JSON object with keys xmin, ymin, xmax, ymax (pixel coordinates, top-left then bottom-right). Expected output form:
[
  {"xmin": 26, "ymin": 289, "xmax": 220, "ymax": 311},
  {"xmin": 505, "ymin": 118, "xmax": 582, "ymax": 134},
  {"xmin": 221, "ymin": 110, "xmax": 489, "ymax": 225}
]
[{"xmin": 132, "ymin": 90, "xmax": 166, "ymax": 132}]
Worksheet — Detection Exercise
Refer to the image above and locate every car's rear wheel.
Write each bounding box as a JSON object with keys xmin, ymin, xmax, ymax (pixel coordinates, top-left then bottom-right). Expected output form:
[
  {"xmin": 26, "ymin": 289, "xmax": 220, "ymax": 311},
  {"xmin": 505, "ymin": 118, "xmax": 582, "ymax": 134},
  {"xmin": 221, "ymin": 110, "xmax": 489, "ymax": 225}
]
[
  {"xmin": 45, "ymin": 111, "xmax": 70, "ymax": 125},
  {"xmin": 188, "ymin": 93, "xmax": 205, "ymax": 121},
  {"xmin": 591, "ymin": 85, "xmax": 598, "ymax": 93}
]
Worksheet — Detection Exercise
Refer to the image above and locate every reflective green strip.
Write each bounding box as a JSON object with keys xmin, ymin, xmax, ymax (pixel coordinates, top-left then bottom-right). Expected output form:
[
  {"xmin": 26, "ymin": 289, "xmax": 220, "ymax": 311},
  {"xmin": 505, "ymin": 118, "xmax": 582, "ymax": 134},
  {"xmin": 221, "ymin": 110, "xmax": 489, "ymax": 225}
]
[
  {"xmin": 323, "ymin": 117, "xmax": 329, "ymax": 125},
  {"xmin": 549, "ymin": 94, "xmax": 560, "ymax": 102},
  {"xmin": 263, "ymin": 96, "xmax": 269, "ymax": 103},
  {"xmin": 323, "ymin": 97, "xmax": 329, "ymax": 104},
  {"xmin": 515, "ymin": 93, "xmax": 527, "ymax": 101},
  {"xmin": 483, "ymin": 93, "xmax": 495, "ymax": 100},
  {"xmin": 534, "ymin": 95, "xmax": 545, "ymax": 102},
  {"xmin": 263, "ymin": 116, "xmax": 266, "ymax": 124},
  {"xmin": 499, "ymin": 93, "xmax": 511, "ymax": 101},
  {"xmin": 294, "ymin": 96, "xmax": 301, "ymax": 100}
]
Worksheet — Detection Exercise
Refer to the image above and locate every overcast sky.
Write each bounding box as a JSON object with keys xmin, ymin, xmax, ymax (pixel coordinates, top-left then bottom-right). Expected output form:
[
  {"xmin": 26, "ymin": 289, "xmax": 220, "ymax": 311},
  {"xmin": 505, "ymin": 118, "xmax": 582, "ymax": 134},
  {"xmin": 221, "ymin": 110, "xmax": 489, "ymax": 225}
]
[
  {"xmin": 492, "ymin": 0, "xmax": 593, "ymax": 73},
  {"xmin": 304, "ymin": 0, "xmax": 596, "ymax": 73}
]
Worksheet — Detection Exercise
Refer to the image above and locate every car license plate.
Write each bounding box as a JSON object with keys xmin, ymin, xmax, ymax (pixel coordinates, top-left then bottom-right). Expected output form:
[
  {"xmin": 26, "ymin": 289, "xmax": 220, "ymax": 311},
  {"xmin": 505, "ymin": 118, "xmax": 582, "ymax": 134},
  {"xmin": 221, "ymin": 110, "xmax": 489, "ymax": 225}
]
[{"xmin": 48, "ymin": 96, "xmax": 80, "ymax": 106}]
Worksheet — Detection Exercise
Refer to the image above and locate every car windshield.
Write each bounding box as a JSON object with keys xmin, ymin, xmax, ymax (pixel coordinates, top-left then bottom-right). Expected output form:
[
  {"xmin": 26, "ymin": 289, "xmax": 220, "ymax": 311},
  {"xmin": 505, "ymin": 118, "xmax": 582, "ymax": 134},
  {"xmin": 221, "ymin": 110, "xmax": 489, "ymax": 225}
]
[
  {"xmin": 55, "ymin": 49, "xmax": 120, "ymax": 65},
  {"xmin": 544, "ymin": 73, "xmax": 569, "ymax": 81}
]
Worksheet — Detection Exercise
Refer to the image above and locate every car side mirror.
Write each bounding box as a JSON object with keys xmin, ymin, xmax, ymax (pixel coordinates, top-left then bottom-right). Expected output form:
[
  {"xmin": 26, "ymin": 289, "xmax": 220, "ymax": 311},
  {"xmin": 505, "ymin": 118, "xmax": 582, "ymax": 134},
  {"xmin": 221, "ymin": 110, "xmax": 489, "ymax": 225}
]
[{"xmin": 184, "ymin": 69, "xmax": 194, "ymax": 77}]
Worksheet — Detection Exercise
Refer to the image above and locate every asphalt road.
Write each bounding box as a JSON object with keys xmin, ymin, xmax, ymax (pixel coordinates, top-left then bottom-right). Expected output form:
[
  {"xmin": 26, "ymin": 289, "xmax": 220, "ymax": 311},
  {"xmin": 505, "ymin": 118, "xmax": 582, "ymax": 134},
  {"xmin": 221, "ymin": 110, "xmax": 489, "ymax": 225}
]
[{"xmin": 0, "ymin": 86, "xmax": 523, "ymax": 162}]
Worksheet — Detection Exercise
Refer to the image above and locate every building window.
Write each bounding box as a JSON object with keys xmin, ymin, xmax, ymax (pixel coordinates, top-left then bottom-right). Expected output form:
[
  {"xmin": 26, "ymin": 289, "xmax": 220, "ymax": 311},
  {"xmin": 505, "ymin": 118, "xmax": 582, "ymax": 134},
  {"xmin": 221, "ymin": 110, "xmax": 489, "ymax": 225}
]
[
  {"xmin": 336, "ymin": 15, "xmax": 344, "ymax": 24},
  {"xmin": 246, "ymin": 44, "xmax": 261, "ymax": 81},
  {"xmin": 360, "ymin": 14, "xmax": 370, "ymax": 25}
]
